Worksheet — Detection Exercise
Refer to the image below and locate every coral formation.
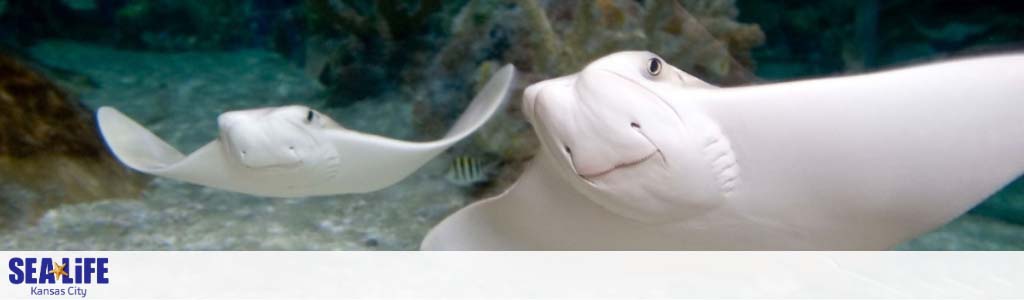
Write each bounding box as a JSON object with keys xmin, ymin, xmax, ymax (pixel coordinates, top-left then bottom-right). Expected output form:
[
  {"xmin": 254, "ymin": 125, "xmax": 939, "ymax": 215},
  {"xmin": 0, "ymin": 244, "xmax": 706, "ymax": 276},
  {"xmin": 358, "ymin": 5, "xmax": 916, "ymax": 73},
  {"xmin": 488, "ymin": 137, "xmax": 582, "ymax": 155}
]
[
  {"xmin": 0, "ymin": 53, "xmax": 149, "ymax": 230},
  {"xmin": 306, "ymin": 0, "xmax": 467, "ymax": 105},
  {"xmin": 512, "ymin": 0, "xmax": 764, "ymax": 83}
]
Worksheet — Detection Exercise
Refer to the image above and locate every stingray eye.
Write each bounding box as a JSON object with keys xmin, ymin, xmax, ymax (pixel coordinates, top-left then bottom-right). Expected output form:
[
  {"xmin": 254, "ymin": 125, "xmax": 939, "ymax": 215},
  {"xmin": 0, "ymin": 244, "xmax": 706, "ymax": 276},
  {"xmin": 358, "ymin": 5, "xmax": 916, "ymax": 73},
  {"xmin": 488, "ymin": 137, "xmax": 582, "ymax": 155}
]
[
  {"xmin": 564, "ymin": 146, "xmax": 572, "ymax": 155},
  {"xmin": 647, "ymin": 58, "xmax": 662, "ymax": 76},
  {"xmin": 305, "ymin": 110, "xmax": 315, "ymax": 123}
]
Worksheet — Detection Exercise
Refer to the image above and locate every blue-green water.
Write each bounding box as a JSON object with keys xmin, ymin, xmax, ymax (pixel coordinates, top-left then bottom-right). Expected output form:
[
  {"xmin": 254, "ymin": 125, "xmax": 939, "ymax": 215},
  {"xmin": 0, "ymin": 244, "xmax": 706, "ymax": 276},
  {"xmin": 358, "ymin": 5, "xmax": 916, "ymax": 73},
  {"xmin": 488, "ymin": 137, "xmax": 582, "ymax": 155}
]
[{"xmin": 0, "ymin": 0, "xmax": 1022, "ymax": 250}]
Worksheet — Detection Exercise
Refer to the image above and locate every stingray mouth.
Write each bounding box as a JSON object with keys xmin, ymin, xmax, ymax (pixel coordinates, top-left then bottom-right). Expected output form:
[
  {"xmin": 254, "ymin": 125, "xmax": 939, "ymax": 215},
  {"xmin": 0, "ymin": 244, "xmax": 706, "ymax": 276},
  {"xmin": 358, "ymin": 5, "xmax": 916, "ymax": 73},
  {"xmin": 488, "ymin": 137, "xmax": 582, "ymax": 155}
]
[
  {"xmin": 577, "ymin": 150, "xmax": 663, "ymax": 182},
  {"xmin": 219, "ymin": 121, "xmax": 316, "ymax": 170},
  {"xmin": 220, "ymin": 138, "xmax": 306, "ymax": 170},
  {"xmin": 242, "ymin": 158, "xmax": 303, "ymax": 170},
  {"xmin": 233, "ymin": 148, "xmax": 304, "ymax": 170}
]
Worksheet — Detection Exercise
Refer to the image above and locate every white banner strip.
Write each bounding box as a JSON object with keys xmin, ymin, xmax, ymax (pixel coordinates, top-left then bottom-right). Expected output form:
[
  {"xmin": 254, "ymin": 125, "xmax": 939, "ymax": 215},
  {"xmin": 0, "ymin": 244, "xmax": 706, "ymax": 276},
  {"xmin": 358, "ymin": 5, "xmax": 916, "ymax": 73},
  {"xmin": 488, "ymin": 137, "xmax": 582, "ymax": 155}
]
[{"xmin": 1, "ymin": 251, "xmax": 1021, "ymax": 299}]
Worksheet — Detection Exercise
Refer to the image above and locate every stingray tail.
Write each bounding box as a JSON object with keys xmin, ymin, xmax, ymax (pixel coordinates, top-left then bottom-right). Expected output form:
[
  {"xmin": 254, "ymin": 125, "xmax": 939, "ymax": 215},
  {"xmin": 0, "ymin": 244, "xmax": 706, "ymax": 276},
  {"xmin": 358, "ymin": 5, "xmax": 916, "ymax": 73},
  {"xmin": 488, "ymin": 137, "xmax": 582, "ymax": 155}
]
[{"xmin": 96, "ymin": 106, "xmax": 186, "ymax": 172}]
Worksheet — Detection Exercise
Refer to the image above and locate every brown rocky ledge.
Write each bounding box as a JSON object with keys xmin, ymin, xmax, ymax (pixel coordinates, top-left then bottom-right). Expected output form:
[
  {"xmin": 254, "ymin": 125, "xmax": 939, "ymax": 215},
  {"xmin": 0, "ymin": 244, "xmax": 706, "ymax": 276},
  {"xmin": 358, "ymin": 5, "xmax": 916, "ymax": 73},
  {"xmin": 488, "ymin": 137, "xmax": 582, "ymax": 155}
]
[{"xmin": 0, "ymin": 52, "xmax": 149, "ymax": 230}]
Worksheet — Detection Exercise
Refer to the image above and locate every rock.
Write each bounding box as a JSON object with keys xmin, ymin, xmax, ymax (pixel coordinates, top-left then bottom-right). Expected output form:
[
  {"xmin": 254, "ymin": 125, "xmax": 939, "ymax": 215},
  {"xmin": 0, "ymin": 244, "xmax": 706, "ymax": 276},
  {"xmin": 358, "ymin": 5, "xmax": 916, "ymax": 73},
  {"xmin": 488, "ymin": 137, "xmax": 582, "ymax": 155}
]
[
  {"xmin": 306, "ymin": 0, "xmax": 465, "ymax": 107},
  {"xmin": 0, "ymin": 52, "xmax": 149, "ymax": 230}
]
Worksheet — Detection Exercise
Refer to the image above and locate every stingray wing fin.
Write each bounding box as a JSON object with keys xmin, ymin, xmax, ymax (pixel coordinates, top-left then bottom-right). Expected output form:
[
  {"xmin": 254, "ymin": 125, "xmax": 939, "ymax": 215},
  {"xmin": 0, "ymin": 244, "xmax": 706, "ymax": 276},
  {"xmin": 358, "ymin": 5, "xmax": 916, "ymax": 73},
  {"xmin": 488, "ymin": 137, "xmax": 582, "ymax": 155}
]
[
  {"xmin": 440, "ymin": 64, "xmax": 517, "ymax": 141},
  {"xmin": 420, "ymin": 152, "xmax": 573, "ymax": 250},
  {"xmin": 97, "ymin": 107, "xmax": 245, "ymax": 192},
  {"xmin": 688, "ymin": 54, "xmax": 1024, "ymax": 247},
  {"xmin": 321, "ymin": 64, "xmax": 516, "ymax": 192},
  {"xmin": 97, "ymin": 106, "xmax": 185, "ymax": 171}
]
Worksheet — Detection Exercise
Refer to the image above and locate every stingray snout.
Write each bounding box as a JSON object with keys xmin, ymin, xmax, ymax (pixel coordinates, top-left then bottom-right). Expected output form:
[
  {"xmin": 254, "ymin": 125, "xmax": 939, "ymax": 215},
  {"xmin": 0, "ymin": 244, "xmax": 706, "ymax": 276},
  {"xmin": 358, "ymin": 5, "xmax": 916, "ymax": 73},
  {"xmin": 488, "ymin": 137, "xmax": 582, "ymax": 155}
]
[
  {"xmin": 523, "ymin": 75, "xmax": 575, "ymax": 121},
  {"xmin": 217, "ymin": 110, "xmax": 303, "ymax": 169},
  {"xmin": 527, "ymin": 74, "xmax": 662, "ymax": 181}
]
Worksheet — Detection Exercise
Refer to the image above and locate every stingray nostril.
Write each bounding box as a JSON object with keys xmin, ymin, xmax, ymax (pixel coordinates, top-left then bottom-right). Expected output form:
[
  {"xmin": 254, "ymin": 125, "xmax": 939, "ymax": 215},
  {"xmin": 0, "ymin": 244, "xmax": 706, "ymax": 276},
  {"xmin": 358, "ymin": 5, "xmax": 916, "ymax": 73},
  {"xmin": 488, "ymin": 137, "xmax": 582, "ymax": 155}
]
[
  {"xmin": 564, "ymin": 146, "xmax": 572, "ymax": 155},
  {"xmin": 240, "ymin": 150, "xmax": 247, "ymax": 156},
  {"xmin": 630, "ymin": 122, "xmax": 641, "ymax": 129}
]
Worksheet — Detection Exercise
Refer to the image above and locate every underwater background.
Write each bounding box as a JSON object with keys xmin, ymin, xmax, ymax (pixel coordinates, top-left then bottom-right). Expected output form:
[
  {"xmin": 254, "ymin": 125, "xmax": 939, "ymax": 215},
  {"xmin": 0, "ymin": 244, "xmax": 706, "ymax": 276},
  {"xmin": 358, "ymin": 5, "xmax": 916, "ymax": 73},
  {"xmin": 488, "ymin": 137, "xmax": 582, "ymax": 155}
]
[{"xmin": 0, "ymin": 0, "xmax": 1021, "ymax": 250}]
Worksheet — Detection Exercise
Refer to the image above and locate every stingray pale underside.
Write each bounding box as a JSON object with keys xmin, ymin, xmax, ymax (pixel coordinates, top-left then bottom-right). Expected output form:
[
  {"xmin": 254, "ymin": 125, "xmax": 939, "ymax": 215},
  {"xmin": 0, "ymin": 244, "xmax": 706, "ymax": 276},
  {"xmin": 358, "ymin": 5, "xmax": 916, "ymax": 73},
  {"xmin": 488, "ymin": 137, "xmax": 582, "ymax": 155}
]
[
  {"xmin": 422, "ymin": 54, "xmax": 1024, "ymax": 250},
  {"xmin": 98, "ymin": 65, "xmax": 516, "ymax": 197}
]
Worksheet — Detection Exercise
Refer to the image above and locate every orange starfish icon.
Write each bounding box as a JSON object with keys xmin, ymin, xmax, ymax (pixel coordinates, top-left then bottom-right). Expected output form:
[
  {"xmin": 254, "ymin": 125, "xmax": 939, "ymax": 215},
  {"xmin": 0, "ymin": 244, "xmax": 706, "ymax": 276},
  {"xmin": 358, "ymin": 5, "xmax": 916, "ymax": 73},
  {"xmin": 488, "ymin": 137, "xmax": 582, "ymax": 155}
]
[{"xmin": 48, "ymin": 262, "xmax": 69, "ymax": 281}]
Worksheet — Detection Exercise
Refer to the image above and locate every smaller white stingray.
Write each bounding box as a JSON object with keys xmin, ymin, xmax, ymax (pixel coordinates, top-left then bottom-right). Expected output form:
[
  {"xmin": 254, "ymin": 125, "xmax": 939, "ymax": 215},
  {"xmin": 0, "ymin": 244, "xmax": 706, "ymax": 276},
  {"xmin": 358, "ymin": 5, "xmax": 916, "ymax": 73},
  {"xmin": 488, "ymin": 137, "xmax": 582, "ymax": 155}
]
[{"xmin": 98, "ymin": 65, "xmax": 515, "ymax": 197}]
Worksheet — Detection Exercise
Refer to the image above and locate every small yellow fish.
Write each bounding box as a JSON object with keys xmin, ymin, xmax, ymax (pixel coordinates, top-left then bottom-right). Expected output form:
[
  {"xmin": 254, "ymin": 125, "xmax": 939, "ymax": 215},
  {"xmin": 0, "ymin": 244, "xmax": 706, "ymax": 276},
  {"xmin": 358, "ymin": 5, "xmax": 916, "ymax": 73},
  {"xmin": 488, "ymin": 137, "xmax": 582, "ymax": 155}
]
[{"xmin": 445, "ymin": 156, "xmax": 491, "ymax": 186}]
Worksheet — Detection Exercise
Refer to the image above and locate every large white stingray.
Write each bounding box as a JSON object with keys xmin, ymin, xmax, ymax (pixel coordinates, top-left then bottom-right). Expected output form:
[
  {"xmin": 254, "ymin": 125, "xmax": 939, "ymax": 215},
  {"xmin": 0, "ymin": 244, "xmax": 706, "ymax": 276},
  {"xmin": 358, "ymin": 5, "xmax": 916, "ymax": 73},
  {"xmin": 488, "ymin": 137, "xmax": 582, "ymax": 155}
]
[
  {"xmin": 98, "ymin": 65, "xmax": 515, "ymax": 197},
  {"xmin": 422, "ymin": 51, "xmax": 1024, "ymax": 250}
]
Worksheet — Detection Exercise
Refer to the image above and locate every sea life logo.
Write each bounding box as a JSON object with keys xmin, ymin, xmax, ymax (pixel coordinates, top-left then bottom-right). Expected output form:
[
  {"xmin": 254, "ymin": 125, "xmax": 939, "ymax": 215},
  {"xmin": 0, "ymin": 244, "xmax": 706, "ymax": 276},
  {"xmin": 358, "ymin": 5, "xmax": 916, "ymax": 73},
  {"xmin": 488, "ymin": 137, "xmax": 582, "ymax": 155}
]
[{"xmin": 8, "ymin": 257, "xmax": 109, "ymax": 298}]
